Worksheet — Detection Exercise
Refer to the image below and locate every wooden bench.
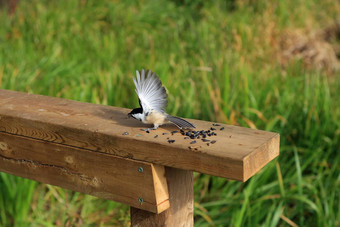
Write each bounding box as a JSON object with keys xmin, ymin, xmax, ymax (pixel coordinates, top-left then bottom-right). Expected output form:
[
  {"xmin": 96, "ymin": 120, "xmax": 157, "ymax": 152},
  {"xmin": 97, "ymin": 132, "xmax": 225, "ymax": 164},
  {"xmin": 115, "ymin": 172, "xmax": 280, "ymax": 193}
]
[{"xmin": 0, "ymin": 89, "xmax": 280, "ymax": 226}]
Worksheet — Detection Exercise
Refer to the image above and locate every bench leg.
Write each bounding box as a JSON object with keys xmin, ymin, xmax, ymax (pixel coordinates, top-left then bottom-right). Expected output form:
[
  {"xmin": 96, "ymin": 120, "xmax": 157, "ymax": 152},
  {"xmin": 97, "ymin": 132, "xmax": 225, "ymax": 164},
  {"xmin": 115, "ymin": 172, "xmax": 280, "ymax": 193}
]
[{"xmin": 130, "ymin": 167, "xmax": 193, "ymax": 227}]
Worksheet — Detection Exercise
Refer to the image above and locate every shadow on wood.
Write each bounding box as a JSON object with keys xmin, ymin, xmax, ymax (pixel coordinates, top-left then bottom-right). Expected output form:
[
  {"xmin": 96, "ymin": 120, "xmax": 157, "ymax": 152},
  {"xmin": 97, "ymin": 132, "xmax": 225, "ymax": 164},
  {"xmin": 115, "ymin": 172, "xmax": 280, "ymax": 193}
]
[
  {"xmin": 131, "ymin": 167, "xmax": 193, "ymax": 227},
  {"xmin": 0, "ymin": 132, "xmax": 169, "ymax": 213}
]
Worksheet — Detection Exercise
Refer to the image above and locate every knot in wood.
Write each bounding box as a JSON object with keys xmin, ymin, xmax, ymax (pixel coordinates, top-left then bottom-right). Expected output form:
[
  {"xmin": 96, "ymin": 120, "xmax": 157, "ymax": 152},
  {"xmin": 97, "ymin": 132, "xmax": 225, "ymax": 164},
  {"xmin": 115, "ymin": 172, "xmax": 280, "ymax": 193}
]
[{"xmin": 0, "ymin": 142, "xmax": 9, "ymax": 151}]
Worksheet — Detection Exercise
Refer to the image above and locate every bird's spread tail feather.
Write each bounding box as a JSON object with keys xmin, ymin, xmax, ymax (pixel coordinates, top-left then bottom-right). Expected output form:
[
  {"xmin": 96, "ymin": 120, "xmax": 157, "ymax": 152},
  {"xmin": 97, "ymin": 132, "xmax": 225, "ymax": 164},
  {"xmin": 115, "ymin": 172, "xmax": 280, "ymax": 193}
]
[{"xmin": 167, "ymin": 115, "xmax": 195, "ymax": 129}]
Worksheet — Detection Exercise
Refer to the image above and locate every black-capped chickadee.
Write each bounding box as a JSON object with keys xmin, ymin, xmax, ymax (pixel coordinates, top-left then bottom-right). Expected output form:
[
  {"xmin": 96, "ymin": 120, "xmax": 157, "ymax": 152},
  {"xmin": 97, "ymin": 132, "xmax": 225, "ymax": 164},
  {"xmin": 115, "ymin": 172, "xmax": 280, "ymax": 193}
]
[{"xmin": 128, "ymin": 69, "xmax": 196, "ymax": 131}]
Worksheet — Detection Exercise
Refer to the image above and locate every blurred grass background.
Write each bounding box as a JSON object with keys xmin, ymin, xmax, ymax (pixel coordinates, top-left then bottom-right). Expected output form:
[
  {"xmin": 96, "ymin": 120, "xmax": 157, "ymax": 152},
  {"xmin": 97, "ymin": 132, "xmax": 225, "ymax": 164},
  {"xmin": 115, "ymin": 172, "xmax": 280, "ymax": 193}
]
[{"xmin": 0, "ymin": 0, "xmax": 339, "ymax": 226}]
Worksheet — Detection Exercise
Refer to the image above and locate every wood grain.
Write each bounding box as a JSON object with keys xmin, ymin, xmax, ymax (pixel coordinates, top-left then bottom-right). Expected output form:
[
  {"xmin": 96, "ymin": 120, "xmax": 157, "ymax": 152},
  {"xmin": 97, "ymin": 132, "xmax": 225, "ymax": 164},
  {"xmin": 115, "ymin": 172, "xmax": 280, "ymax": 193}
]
[
  {"xmin": 0, "ymin": 89, "xmax": 280, "ymax": 181},
  {"xmin": 0, "ymin": 132, "xmax": 169, "ymax": 214},
  {"xmin": 131, "ymin": 167, "xmax": 193, "ymax": 227}
]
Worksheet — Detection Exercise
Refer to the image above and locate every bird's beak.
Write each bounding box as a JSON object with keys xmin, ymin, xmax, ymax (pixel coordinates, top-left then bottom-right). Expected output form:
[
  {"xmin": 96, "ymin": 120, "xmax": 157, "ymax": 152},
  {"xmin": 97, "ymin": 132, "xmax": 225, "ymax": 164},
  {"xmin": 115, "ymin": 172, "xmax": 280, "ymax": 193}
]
[{"xmin": 127, "ymin": 113, "xmax": 132, "ymax": 118}]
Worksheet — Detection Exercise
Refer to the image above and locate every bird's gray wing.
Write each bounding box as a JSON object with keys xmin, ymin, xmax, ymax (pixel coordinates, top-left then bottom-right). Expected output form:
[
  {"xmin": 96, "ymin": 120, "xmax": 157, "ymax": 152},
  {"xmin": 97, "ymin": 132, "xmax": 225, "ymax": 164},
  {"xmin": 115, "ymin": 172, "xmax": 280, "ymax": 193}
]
[{"xmin": 133, "ymin": 69, "xmax": 168, "ymax": 113}]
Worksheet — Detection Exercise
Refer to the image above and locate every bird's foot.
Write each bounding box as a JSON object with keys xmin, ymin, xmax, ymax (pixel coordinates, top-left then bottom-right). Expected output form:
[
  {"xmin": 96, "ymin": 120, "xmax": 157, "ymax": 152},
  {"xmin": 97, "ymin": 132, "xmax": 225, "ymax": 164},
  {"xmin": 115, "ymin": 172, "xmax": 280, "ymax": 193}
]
[{"xmin": 140, "ymin": 126, "xmax": 158, "ymax": 131}]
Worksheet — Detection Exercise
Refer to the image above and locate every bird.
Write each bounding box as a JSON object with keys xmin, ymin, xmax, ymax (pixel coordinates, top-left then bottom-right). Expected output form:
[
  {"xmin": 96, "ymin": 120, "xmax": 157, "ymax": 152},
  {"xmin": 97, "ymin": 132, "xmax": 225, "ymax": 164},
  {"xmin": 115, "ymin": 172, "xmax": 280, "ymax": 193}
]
[{"xmin": 128, "ymin": 69, "xmax": 196, "ymax": 131}]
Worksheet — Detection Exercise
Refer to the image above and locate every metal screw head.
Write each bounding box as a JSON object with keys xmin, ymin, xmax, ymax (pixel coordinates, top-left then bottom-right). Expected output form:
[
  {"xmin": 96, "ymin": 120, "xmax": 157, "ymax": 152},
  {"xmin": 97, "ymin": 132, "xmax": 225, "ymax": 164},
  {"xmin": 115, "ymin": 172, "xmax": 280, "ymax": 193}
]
[
  {"xmin": 138, "ymin": 197, "xmax": 143, "ymax": 204},
  {"xmin": 138, "ymin": 167, "xmax": 143, "ymax": 173}
]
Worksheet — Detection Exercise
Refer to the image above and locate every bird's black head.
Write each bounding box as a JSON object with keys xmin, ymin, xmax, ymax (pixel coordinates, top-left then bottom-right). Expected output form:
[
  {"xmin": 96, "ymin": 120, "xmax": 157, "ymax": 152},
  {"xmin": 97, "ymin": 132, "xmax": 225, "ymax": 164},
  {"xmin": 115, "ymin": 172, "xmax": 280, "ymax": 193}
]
[{"xmin": 128, "ymin": 108, "xmax": 143, "ymax": 119}]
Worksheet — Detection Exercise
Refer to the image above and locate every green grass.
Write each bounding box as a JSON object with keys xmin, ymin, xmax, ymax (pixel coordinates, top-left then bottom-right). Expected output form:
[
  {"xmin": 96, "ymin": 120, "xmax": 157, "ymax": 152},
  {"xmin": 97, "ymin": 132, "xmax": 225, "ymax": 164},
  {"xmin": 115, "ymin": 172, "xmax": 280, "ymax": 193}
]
[{"xmin": 1, "ymin": 0, "xmax": 339, "ymax": 226}]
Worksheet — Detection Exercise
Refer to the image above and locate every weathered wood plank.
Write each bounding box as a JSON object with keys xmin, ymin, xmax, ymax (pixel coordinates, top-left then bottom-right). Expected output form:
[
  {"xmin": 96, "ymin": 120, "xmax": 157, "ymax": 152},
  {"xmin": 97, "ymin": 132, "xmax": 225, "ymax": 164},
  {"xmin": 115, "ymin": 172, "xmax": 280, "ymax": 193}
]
[
  {"xmin": 0, "ymin": 132, "xmax": 169, "ymax": 214},
  {"xmin": 131, "ymin": 167, "xmax": 193, "ymax": 227},
  {"xmin": 0, "ymin": 89, "xmax": 280, "ymax": 181}
]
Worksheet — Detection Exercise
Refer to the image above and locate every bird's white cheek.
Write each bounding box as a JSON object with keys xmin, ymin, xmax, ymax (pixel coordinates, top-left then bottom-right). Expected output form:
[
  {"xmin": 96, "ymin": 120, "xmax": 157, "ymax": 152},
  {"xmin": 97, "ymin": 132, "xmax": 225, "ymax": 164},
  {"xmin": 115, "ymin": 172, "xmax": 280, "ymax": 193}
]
[{"xmin": 132, "ymin": 113, "xmax": 144, "ymax": 121}]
